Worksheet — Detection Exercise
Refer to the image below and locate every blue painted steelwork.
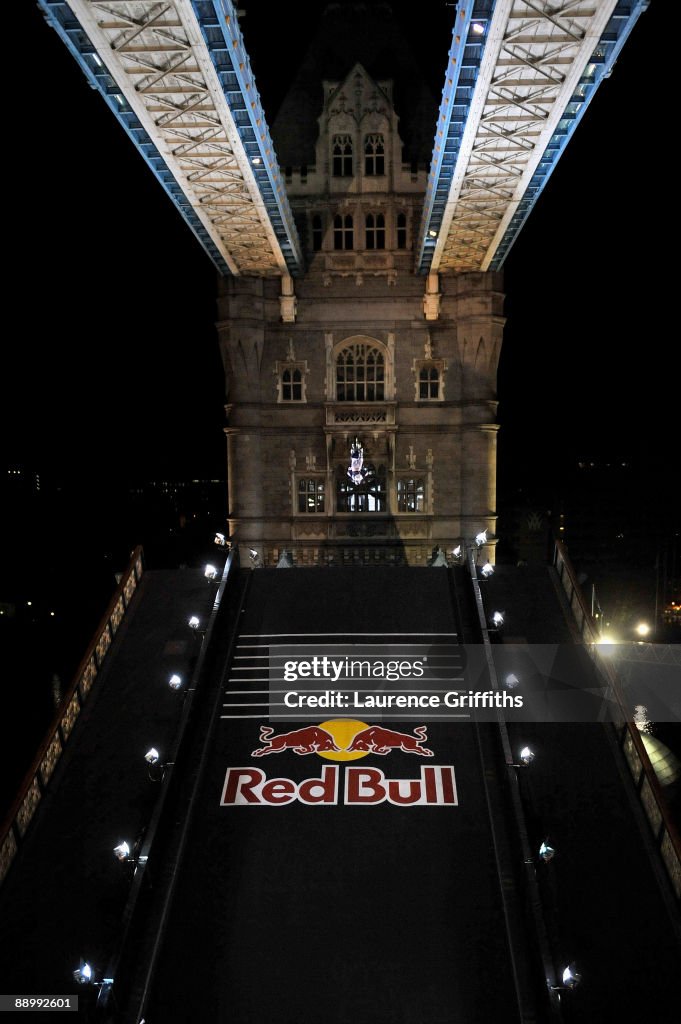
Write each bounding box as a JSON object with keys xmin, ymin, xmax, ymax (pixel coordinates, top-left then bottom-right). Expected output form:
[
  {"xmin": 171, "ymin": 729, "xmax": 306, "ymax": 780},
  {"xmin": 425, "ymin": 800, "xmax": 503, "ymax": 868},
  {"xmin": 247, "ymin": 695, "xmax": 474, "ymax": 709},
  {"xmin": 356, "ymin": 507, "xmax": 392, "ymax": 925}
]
[
  {"xmin": 37, "ymin": 0, "xmax": 232, "ymax": 276},
  {"xmin": 489, "ymin": 0, "xmax": 649, "ymax": 269},
  {"xmin": 37, "ymin": 0, "xmax": 304, "ymax": 277},
  {"xmin": 191, "ymin": 1, "xmax": 303, "ymax": 275},
  {"xmin": 415, "ymin": 0, "xmax": 496, "ymax": 275}
]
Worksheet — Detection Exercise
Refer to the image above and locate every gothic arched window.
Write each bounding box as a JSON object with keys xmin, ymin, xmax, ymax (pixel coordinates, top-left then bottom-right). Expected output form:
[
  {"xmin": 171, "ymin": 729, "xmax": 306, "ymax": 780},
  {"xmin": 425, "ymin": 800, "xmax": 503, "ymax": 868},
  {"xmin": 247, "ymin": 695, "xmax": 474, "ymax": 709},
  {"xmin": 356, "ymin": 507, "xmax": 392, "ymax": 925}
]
[
  {"xmin": 364, "ymin": 134, "xmax": 385, "ymax": 176},
  {"xmin": 336, "ymin": 342, "xmax": 385, "ymax": 401},
  {"xmin": 332, "ymin": 135, "xmax": 353, "ymax": 177}
]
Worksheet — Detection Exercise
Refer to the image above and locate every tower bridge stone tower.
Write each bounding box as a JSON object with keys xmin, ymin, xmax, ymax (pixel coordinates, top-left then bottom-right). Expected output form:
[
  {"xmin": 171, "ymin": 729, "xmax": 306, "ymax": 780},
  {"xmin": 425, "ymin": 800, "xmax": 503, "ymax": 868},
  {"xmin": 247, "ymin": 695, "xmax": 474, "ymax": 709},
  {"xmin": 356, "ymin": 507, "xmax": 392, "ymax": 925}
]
[{"xmin": 217, "ymin": 8, "xmax": 504, "ymax": 566}]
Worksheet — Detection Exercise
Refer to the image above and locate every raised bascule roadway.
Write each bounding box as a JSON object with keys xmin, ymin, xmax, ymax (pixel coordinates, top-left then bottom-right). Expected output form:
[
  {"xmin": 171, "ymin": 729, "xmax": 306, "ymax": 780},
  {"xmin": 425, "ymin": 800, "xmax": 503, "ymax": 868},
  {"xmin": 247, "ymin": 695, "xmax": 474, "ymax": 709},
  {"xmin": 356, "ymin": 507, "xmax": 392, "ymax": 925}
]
[{"xmin": 3, "ymin": 2, "xmax": 680, "ymax": 1023}]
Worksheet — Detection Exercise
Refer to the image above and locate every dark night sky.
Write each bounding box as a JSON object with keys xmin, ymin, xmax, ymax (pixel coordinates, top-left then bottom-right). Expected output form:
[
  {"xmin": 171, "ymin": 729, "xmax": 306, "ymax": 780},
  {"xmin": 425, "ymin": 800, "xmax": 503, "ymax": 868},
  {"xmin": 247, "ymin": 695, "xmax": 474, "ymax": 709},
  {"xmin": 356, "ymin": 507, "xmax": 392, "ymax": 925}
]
[{"xmin": 5, "ymin": 1, "xmax": 673, "ymax": 501}]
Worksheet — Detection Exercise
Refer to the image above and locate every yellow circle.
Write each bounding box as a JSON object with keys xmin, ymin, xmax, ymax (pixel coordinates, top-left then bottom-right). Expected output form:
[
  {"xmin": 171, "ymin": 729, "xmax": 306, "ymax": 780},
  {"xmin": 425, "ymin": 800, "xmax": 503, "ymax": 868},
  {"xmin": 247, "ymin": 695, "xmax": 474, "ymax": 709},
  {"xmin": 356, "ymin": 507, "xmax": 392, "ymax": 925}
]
[{"xmin": 317, "ymin": 719, "xmax": 370, "ymax": 761}]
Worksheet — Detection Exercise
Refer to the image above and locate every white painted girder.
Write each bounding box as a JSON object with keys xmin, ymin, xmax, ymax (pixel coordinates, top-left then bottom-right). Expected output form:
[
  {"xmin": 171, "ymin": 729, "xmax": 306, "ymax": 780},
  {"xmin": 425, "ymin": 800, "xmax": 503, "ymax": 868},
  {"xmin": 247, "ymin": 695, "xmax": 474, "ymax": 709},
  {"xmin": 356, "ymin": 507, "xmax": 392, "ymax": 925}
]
[
  {"xmin": 432, "ymin": 0, "xmax": 619, "ymax": 274},
  {"xmin": 69, "ymin": 0, "xmax": 288, "ymax": 275}
]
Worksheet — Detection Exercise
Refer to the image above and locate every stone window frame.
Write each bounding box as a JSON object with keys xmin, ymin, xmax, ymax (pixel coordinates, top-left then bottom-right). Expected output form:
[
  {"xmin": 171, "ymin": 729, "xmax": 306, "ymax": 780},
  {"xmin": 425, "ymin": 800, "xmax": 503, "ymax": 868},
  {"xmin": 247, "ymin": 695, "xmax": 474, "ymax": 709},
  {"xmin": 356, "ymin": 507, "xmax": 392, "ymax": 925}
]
[
  {"xmin": 275, "ymin": 360, "xmax": 309, "ymax": 403},
  {"xmin": 364, "ymin": 133, "xmax": 385, "ymax": 176},
  {"xmin": 311, "ymin": 213, "xmax": 324, "ymax": 251},
  {"xmin": 365, "ymin": 212, "xmax": 386, "ymax": 250},
  {"xmin": 333, "ymin": 213, "xmax": 354, "ymax": 250},
  {"xmin": 332, "ymin": 134, "xmax": 353, "ymax": 177},
  {"xmin": 396, "ymin": 211, "xmax": 408, "ymax": 249},
  {"xmin": 332, "ymin": 337, "xmax": 394, "ymax": 403},
  {"xmin": 413, "ymin": 358, "xmax": 447, "ymax": 402},
  {"xmin": 295, "ymin": 475, "xmax": 326, "ymax": 515},
  {"xmin": 396, "ymin": 475, "xmax": 427, "ymax": 513}
]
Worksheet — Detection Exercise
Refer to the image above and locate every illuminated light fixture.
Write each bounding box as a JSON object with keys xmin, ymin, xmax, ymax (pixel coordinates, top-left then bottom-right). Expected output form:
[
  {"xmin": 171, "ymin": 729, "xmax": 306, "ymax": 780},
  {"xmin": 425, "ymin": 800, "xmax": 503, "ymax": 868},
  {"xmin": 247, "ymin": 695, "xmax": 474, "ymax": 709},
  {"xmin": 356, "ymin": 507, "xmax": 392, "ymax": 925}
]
[
  {"xmin": 480, "ymin": 563, "xmax": 494, "ymax": 578},
  {"xmin": 168, "ymin": 674, "xmax": 183, "ymax": 690},
  {"xmin": 73, "ymin": 962, "xmax": 93, "ymax": 985},
  {"xmin": 249, "ymin": 548, "xmax": 262, "ymax": 568},
  {"xmin": 471, "ymin": 22, "xmax": 485, "ymax": 34},
  {"xmin": 428, "ymin": 229, "xmax": 438, "ymax": 238},
  {"xmin": 491, "ymin": 611, "xmax": 504, "ymax": 627},
  {"xmin": 539, "ymin": 841, "xmax": 556, "ymax": 863},
  {"xmin": 596, "ymin": 633, "xmax": 617, "ymax": 648},
  {"xmin": 204, "ymin": 564, "xmax": 219, "ymax": 580},
  {"xmin": 505, "ymin": 673, "xmax": 520, "ymax": 689},
  {"xmin": 475, "ymin": 529, "xmax": 487, "ymax": 547},
  {"xmin": 635, "ymin": 622, "xmax": 650, "ymax": 638},
  {"xmin": 520, "ymin": 746, "xmax": 535, "ymax": 765},
  {"xmin": 452, "ymin": 545, "xmax": 462, "ymax": 559},
  {"xmin": 214, "ymin": 532, "xmax": 227, "ymax": 547},
  {"xmin": 188, "ymin": 616, "xmax": 201, "ymax": 630},
  {"xmin": 560, "ymin": 964, "xmax": 582, "ymax": 989},
  {"xmin": 252, "ymin": 156, "xmax": 262, "ymax": 164},
  {"xmin": 113, "ymin": 841, "xmax": 131, "ymax": 862},
  {"xmin": 144, "ymin": 748, "xmax": 160, "ymax": 765}
]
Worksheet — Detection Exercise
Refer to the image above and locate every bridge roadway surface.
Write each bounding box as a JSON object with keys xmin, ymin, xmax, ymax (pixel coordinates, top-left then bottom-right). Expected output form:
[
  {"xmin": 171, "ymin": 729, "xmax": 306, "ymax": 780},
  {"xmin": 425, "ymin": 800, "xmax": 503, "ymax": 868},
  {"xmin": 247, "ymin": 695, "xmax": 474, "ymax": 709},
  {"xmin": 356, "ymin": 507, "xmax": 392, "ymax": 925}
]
[
  {"xmin": 138, "ymin": 567, "xmax": 537, "ymax": 1023},
  {"xmin": 1, "ymin": 565, "xmax": 678, "ymax": 1022}
]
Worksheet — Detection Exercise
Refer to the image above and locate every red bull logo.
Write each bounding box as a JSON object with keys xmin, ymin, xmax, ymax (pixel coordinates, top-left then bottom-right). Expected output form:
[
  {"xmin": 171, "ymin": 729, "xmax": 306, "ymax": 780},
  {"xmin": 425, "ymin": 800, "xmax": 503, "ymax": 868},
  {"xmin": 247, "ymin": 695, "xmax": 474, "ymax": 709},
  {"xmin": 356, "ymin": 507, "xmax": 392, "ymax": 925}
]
[{"xmin": 220, "ymin": 720, "xmax": 456, "ymax": 807}]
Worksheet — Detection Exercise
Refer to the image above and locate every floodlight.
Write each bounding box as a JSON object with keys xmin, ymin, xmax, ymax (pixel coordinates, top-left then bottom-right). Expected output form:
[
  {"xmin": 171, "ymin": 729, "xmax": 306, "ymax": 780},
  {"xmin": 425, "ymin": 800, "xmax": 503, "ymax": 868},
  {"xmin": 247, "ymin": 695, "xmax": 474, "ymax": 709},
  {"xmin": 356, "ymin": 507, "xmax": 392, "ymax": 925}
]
[
  {"xmin": 539, "ymin": 841, "xmax": 555, "ymax": 863},
  {"xmin": 471, "ymin": 22, "xmax": 485, "ymax": 34},
  {"xmin": 214, "ymin": 532, "xmax": 227, "ymax": 546},
  {"xmin": 168, "ymin": 674, "xmax": 183, "ymax": 690},
  {"xmin": 519, "ymin": 746, "xmax": 535, "ymax": 765},
  {"xmin": 113, "ymin": 841, "xmax": 131, "ymax": 862},
  {"xmin": 204, "ymin": 564, "xmax": 219, "ymax": 580},
  {"xmin": 73, "ymin": 962, "xmax": 93, "ymax": 985},
  {"xmin": 475, "ymin": 529, "xmax": 487, "ymax": 547},
  {"xmin": 480, "ymin": 562, "xmax": 494, "ymax": 578},
  {"xmin": 491, "ymin": 611, "xmax": 504, "ymax": 627},
  {"xmin": 145, "ymin": 748, "xmax": 160, "ymax": 765},
  {"xmin": 188, "ymin": 616, "xmax": 200, "ymax": 630},
  {"xmin": 561, "ymin": 964, "xmax": 582, "ymax": 989},
  {"xmin": 505, "ymin": 673, "xmax": 519, "ymax": 689}
]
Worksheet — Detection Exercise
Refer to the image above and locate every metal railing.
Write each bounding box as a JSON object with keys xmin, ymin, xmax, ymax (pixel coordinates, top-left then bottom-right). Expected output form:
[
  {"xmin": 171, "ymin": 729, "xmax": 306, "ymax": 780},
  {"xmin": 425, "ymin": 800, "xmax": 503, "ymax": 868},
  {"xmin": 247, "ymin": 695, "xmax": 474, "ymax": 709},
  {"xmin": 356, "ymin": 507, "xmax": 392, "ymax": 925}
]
[
  {"xmin": 553, "ymin": 539, "xmax": 681, "ymax": 900},
  {"xmin": 0, "ymin": 547, "xmax": 145, "ymax": 887}
]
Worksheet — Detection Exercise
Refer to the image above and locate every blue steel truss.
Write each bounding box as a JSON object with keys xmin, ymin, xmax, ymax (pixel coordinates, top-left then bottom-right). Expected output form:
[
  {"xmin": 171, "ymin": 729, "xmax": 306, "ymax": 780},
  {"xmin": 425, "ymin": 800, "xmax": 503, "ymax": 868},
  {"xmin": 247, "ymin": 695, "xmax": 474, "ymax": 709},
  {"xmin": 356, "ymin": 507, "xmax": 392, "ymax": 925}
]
[
  {"xmin": 488, "ymin": 0, "xmax": 648, "ymax": 270},
  {"xmin": 37, "ymin": 0, "xmax": 304, "ymax": 277},
  {"xmin": 417, "ymin": 0, "xmax": 648, "ymax": 275},
  {"xmin": 415, "ymin": 0, "xmax": 495, "ymax": 275}
]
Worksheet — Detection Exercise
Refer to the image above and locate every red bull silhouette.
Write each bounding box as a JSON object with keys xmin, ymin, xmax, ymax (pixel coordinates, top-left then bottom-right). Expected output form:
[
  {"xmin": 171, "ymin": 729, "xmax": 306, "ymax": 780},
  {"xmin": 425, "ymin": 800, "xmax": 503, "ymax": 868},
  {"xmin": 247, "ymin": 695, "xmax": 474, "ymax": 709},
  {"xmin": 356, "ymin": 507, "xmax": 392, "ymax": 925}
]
[
  {"xmin": 252, "ymin": 725, "xmax": 340, "ymax": 757},
  {"xmin": 346, "ymin": 725, "xmax": 433, "ymax": 757}
]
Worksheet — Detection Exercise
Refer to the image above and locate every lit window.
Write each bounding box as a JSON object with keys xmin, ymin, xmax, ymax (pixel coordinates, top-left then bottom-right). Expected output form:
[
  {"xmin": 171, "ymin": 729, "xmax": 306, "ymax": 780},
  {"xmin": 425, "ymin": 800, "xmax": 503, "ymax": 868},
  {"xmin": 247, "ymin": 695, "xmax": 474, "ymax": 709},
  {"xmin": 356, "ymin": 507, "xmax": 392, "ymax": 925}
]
[
  {"xmin": 336, "ymin": 343, "xmax": 385, "ymax": 401},
  {"xmin": 332, "ymin": 135, "xmax": 353, "ymax": 177},
  {"xmin": 397, "ymin": 478, "xmax": 425, "ymax": 513},
  {"xmin": 312, "ymin": 214, "xmax": 323, "ymax": 251},
  {"xmin": 365, "ymin": 213, "xmax": 385, "ymax": 250},
  {"xmin": 297, "ymin": 478, "xmax": 325, "ymax": 513},
  {"xmin": 396, "ymin": 212, "xmax": 407, "ymax": 249},
  {"xmin": 333, "ymin": 214, "xmax": 354, "ymax": 250},
  {"xmin": 364, "ymin": 134, "xmax": 385, "ymax": 176},
  {"xmin": 419, "ymin": 365, "xmax": 440, "ymax": 400},
  {"xmin": 337, "ymin": 464, "xmax": 386, "ymax": 513}
]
